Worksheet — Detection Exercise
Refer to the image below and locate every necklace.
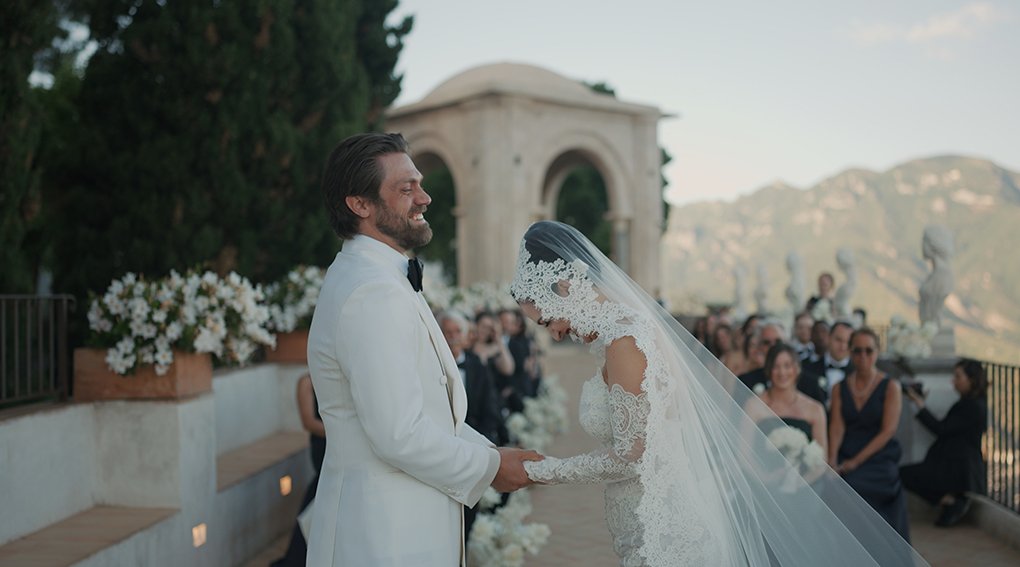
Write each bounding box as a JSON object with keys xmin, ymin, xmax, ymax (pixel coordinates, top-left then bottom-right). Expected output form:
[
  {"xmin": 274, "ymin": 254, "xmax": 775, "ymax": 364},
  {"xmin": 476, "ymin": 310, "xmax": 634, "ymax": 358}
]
[
  {"xmin": 768, "ymin": 389, "xmax": 799, "ymax": 412},
  {"xmin": 850, "ymin": 372, "xmax": 879, "ymax": 400}
]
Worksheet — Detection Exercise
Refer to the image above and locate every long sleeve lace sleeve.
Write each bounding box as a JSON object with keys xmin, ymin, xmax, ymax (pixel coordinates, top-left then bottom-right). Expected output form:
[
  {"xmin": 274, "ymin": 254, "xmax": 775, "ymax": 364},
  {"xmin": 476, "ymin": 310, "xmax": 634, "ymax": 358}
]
[{"xmin": 525, "ymin": 384, "xmax": 650, "ymax": 484}]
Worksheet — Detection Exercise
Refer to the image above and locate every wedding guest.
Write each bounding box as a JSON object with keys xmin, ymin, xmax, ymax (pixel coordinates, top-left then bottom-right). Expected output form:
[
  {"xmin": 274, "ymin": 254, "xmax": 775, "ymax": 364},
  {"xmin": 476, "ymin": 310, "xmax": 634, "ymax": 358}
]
[
  {"xmin": 852, "ymin": 307, "xmax": 868, "ymax": 329},
  {"xmin": 439, "ymin": 311, "xmax": 503, "ymax": 444},
  {"xmin": 463, "ymin": 319, "xmax": 479, "ymax": 352},
  {"xmin": 438, "ymin": 311, "xmax": 505, "ymax": 540},
  {"xmin": 720, "ymin": 335, "xmax": 749, "ymax": 376},
  {"xmin": 739, "ymin": 321, "xmax": 825, "ymax": 403},
  {"xmin": 746, "ymin": 344, "xmax": 828, "ymax": 450},
  {"xmin": 805, "ymin": 321, "xmax": 854, "ymax": 405},
  {"xmin": 693, "ymin": 316, "xmax": 711, "ymax": 349},
  {"xmin": 790, "ymin": 312, "xmax": 816, "ymax": 362},
  {"xmin": 810, "ymin": 320, "xmax": 830, "ymax": 363},
  {"xmin": 271, "ymin": 374, "xmax": 326, "ymax": 567},
  {"xmin": 829, "ymin": 327, "xmax": 910, "ymax": 541},
  {"xmin": 901, "ymin": 359, "xmax": 988, "ymax": 527},
  {"xmin": 806, "ymin": 272, "xmax": 836, "ymax": 315},
  {"xmin": 498, "ymin": 308, "xmax": 532, "ymax": 411},
  {"xmin": 740, "ymin": 314, "xmax": 762, "ymax": 344},
  {"xmin": 473, "ymin": 312, "xmax": 515, "ymax": 380},
  {"xmin": 710, "ymin": 323, "xmax": 735, "ymax": 360},
  {"xmin": 737, "ymin": 324, "xmax": 781, "ymax": 392}
]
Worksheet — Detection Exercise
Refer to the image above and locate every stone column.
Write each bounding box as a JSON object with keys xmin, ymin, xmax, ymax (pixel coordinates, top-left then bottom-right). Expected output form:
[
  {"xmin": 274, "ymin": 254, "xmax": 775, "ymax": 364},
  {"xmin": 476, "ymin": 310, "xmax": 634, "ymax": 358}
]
[{"xmin": 613, "ymin": 217, "xmax": 631, "ymax": 274}]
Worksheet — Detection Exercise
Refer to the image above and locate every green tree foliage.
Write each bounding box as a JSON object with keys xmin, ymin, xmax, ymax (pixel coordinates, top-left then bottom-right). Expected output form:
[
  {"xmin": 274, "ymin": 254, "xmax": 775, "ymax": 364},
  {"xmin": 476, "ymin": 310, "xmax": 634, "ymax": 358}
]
[
  {"xmin": 0, "ymin": 1, "xmax": 64, "ymax": 292},
  {"xmin": 358, "ymin": 0, "xmax": 413, "ymax": 129},
  {"xmin": 46, "ymin": 0, "xmax": 411, "ymax": 302},
  {"xmin": 417, "ymin": 166, "xmax": 457, "ymax": 282},
  {"xmin": 556, "ymin": 167, "xmax": 612, "ymax": 257}
]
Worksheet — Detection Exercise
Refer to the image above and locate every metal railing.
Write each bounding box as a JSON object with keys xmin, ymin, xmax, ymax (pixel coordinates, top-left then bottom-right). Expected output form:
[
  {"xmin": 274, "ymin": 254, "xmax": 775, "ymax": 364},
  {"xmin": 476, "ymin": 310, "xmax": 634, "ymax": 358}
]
[
  {"xmin": 985, "ymin": 360, "xmax": 1020, "ymax": 514},
  {"xmin": 0, "ymin": 295, "xmax": 75, "ymax": 409}
]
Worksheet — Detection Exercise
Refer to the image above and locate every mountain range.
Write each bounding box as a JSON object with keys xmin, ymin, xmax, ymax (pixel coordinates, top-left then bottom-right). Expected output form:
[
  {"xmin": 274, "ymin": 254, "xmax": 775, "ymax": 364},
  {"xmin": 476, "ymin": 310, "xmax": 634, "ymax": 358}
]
[{"xmin": 660, "ymin": 155, "xmax": 1020, "ymax": 364}]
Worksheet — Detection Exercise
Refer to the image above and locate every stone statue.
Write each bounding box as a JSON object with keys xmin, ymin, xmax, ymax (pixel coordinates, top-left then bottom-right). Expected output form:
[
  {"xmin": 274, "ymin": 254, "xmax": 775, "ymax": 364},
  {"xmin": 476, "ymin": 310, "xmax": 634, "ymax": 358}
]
[
  {"xmin": 919, "ymin": 225, "xmax": 955, "ymax": 327},
  {"xmin": 784, "ymin": 252, "xmax": 805, "ymax": 315},
  {"xmin": 733, "ymin": 265, "xmax": 748, "ymax": 321},
  {"xmin": 834, "ymin": 247, "xmax": 857, "ymax": 318},
  {"xmin": 754, "ymin": 262, "xmax": 769, "ymax": 314}
]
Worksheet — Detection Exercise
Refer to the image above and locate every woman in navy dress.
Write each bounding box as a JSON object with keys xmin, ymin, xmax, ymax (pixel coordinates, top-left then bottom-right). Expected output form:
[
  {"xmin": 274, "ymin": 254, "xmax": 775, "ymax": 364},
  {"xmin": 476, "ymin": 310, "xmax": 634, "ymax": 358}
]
[{"xmin": 829, "ymin": 327, "xmax": 910, "ymax": 541}]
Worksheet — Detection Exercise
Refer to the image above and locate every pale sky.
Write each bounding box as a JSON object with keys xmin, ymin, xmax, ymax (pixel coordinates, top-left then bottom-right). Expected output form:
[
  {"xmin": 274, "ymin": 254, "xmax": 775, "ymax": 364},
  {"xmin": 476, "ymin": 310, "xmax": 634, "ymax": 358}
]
[{"xmin": 387, "ymin": 1, "xmax": 1020, "ymax": 205}]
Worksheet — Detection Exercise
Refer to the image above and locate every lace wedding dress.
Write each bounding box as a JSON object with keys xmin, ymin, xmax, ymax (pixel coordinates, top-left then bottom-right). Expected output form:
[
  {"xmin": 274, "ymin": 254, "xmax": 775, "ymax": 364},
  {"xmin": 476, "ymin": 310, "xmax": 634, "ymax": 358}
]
[
  {"xmin": 511, "ymin": 220, "xmax": 927, "ymax": 567},
  {"xmin": 524, "ymin": 317, "xmax": 732, "ymax": 567}
]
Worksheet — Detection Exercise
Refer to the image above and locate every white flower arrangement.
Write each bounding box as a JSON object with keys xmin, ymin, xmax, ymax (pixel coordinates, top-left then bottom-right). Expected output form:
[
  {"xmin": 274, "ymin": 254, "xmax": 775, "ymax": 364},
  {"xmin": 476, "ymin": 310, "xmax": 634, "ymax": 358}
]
[
  {"xmin": 87, "ymin": 270, "xmax": 276, "ymax": 375},
  {"xmin": 468, "ymin": 490, "xmax": 551, "ymax": 567},
  {"xmin": 420, "ymin": 262, "xmax": 517, "ymax": 315},
  {"xmin": 264, "ymin": 265, "xmax": 325, "ymax": 332},
  {"xmin": 766, "ymin": 426, "xmax": 826, "ymax": 474},
  {"xmin": 505, "ymin": 374, "xmax": 569, "ymax": 453},
  {"xmin": 886, "ymin": 315, "xmax": 939, "ymax": 359},
  {"xmin": 810, "ymin": 298, "xmax": 835, "ymax": 325}
]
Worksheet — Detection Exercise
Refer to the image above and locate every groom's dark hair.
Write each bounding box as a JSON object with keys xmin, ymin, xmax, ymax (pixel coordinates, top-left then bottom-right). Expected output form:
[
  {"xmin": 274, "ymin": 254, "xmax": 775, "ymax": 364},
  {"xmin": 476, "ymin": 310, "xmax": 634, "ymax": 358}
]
[{"xmin": 321, "ymin": 132, "xmax": 410, "ymax": 240}]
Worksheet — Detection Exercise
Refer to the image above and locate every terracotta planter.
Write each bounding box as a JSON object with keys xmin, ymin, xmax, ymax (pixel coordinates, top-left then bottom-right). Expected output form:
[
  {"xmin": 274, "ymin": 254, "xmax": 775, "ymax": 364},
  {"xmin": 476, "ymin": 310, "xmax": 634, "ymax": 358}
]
[
  {"xmin": 265, "ymin": 330, "xmax": 309, "ymax": 364},
  {"xmin": 73, "ymin": 348, "xmax": 213, "ymax": 402}
]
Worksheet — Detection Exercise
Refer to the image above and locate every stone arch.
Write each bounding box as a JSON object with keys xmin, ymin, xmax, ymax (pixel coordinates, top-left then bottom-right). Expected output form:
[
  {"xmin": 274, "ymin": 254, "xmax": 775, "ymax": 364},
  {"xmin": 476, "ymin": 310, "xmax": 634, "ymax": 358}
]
[
  {"xmin": 385, "ymin": 62, "xmax": 664, "ymax": 290},
  {"xmin": 535, "ymin": 130, "xmax": 637, "ymax": 269}
]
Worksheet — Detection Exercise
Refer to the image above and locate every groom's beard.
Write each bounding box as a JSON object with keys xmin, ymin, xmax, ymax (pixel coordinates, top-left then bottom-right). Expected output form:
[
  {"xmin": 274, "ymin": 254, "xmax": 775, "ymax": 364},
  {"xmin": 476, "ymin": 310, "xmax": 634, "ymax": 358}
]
[{"xmin": 376, "ymin": 201, "xmax": 432, "ymax": 250}]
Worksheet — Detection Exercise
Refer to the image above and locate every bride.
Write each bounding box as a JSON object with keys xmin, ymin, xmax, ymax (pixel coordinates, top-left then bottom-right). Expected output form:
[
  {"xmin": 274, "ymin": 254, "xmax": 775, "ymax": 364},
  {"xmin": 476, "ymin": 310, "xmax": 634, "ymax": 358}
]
[{"xmin": 511, "ymin": 221, "xmax": 926, "ymax": 566}]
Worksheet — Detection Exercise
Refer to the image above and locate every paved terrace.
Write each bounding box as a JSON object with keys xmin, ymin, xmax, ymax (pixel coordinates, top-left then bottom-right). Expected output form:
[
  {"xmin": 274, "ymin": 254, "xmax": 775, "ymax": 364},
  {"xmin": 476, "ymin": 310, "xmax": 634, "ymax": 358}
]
[{"xmin": 246, "ymin": 345, "xmax": 1020, "ymax": 566}]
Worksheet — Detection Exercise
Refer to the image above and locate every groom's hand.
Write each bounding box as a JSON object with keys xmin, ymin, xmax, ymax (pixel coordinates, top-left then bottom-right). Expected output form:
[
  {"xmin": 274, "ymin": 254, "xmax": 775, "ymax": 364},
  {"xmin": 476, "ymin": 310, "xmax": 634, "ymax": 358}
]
[{"xmin": 492, "ymin": 447, "xmax": 543, "ymax": 492}]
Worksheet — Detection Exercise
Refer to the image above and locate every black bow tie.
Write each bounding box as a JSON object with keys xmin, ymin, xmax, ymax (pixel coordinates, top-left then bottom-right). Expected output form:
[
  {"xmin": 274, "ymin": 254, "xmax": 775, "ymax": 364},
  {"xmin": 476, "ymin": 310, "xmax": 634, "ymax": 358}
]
[
  {"xmin": 407, "ymin": 258, "xmax": 423, "ymax": 292},
  {"xmin": 828, "ymin": 362, "xmax": 847, "ymax": 370}
]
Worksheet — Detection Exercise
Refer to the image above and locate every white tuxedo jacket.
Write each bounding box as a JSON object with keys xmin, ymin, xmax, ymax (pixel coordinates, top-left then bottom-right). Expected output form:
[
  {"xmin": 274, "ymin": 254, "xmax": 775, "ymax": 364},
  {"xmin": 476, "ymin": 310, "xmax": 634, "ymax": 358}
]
[{"xmin": 305, "ymin": 235, "xmax": 500, "ymax": 566}]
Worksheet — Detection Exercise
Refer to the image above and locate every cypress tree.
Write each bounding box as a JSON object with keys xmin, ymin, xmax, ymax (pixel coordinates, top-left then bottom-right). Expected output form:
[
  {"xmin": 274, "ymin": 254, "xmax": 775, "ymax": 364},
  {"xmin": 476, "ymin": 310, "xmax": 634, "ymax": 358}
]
[
  {"xmin": 0, "ymin": 1, "xmax": 62, "ymax": 292},
  {"xmin": 49, "ymin": 0, "xmax": 411, "ymax": 301}
]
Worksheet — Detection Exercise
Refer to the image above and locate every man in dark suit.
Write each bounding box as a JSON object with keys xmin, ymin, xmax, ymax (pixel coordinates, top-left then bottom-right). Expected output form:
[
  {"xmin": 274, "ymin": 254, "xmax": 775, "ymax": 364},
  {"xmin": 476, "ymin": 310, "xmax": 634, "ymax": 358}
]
[
  {"xmin": 739, "ymin": 321, "xmax": 825, "ymax": 404},
  {"xmin": 438, "ymin": 312, "xmax": 503, "ymax": 443},
  {"xmin": 438, "ymin": 311, "xmax": 505, "ymax": 541},
  {"xmin": 804, "ymin": 321, "xmax": 855, "ymax": 406}
]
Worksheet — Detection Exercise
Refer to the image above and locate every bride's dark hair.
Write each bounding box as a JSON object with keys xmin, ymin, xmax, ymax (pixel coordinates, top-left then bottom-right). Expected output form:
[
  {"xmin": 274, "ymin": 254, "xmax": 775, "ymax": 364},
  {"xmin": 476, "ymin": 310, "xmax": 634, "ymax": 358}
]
[{"xmin": 520, "ymin": 221, "xmax": 601, "ymax": 276}]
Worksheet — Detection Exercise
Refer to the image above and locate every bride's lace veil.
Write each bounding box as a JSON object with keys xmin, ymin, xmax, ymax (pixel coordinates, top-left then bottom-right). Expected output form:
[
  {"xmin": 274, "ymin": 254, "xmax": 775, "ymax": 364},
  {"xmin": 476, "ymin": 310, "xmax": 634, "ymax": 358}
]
[{"xmin": 510, "ymin": 221, "xmax": 926, "ymax": 566}]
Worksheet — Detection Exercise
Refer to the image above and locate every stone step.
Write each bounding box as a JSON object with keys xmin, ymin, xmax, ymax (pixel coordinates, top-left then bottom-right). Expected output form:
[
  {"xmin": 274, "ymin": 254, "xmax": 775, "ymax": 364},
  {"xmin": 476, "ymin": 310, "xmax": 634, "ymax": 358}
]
[
  {"xmin": 217, "ymin": 431, "xmax": 309, "ymax": 492},
  {"xmin": 0, "ymin": 506, "xmax": 176, "ymax": 566}
]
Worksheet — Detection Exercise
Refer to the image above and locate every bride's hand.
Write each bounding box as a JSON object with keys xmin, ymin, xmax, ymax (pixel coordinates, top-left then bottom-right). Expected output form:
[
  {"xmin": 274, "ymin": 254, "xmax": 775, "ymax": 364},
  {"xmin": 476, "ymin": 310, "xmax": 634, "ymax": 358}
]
[{"xmin": 523, "ymin": 455, "xmax": 554, "ymax": 484}]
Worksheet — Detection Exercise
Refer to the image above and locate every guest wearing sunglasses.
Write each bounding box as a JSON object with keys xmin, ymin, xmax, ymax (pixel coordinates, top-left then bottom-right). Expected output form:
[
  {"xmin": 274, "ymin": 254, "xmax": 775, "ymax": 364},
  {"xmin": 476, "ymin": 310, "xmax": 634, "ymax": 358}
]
[
  {"xmin": 738, "ymin": 321, "xmax": 826, "ymax": 404},
  {"xmin": 828, "ymin": 327, "xmax": 911, "ymax": 541}
]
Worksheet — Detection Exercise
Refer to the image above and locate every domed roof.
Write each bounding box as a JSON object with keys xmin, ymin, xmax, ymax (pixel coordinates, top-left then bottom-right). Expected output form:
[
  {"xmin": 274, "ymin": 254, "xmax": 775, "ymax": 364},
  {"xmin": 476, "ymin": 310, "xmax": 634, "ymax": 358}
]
[{"xmin": 389, "ymin": 62, "xmax": 660, "ymax": 118}]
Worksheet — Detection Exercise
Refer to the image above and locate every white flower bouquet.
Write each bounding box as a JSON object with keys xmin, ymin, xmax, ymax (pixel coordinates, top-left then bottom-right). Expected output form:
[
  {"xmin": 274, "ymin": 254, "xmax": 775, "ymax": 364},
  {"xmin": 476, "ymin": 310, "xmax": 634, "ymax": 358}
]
[
  {"xmin": 886, "ymin": 315, "xmax": 938, "ymax": 359},
  {"xmin": 506, "ymin": 374, "xmax": 569, "ymax": 452},
  {"xmin": 87, "ymin": 270, "xmax": 276, "ymax": 375},
  {"xmin": 766, "ymin": 426, "xmax": 826, "ymax": 474},
  {"xmin": 468, "ymin": 490, "xmax": 551, "ymax": 567},
  {"xmin": 264, "ymin": 265, "xmax": 325, "ymax": 332}
]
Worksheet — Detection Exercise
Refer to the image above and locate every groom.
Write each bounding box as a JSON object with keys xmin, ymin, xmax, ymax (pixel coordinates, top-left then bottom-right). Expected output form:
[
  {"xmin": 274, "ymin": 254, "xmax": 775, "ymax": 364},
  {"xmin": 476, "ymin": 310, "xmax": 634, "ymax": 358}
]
[{"xmin": 306, "ymin": 132, "xmax": 541, "ymax": 566}]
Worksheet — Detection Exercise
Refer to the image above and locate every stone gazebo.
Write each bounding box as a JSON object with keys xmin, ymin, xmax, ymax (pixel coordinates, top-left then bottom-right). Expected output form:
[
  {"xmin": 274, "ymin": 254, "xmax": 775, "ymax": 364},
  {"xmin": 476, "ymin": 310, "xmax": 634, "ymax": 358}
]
[{"xmin": 385, "ymin": 62, "xmax": 667, "ymax": 291}]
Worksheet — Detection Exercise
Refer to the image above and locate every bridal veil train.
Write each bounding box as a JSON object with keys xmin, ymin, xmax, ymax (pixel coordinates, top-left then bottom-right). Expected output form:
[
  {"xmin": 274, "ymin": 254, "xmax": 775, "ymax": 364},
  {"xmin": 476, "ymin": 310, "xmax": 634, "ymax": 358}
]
[{"xmin": 510, "ymin": 221, "xmax": 927, "ymax": 566}]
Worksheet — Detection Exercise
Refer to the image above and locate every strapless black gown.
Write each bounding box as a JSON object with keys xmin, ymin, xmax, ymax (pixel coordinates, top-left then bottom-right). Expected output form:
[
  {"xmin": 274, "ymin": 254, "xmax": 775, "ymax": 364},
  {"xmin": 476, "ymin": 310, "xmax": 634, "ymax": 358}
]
[{"xmin": 759, "ymin": 416, "xmax": 813, "ymax": 440}]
